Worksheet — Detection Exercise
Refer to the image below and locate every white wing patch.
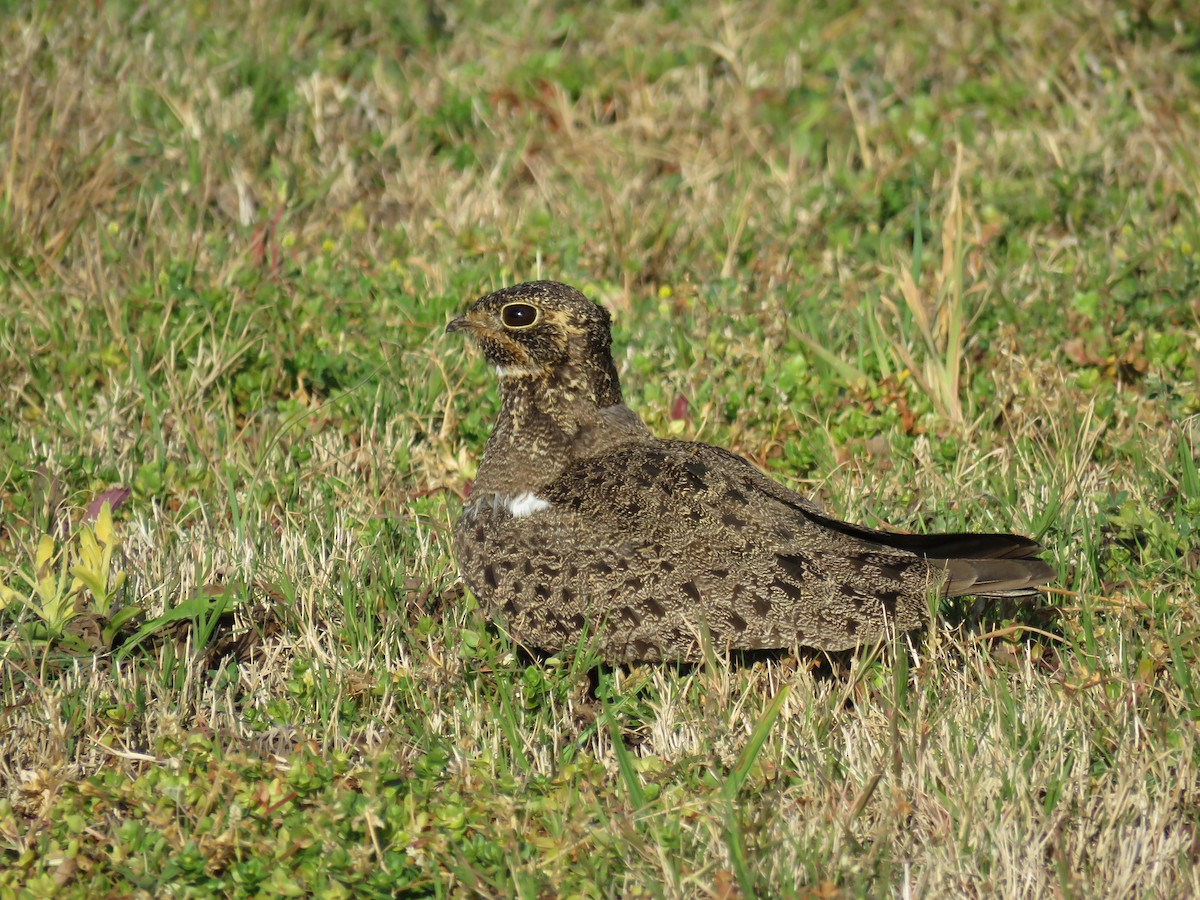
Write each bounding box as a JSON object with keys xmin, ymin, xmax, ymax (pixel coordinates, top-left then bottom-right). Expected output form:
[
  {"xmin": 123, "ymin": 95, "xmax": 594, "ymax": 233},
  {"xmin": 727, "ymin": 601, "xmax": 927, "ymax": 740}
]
[
  {"xmin": 505, "ymin": 492, "xmax": 551, "ymax": 518},
  {"xmin": 464, "ymin": 491, "xmax": 552, "ymax": 519},
  {"xmin": 494, "ymin": 365, "xmax": 538, "ymax": 378}
]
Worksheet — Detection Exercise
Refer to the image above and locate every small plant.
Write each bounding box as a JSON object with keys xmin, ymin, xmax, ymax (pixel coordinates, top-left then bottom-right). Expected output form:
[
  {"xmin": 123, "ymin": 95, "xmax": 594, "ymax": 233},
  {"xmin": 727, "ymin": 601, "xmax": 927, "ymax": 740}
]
[{"xmin": 0, "ymin": 501, "xmax": 139, "ymax": 655}]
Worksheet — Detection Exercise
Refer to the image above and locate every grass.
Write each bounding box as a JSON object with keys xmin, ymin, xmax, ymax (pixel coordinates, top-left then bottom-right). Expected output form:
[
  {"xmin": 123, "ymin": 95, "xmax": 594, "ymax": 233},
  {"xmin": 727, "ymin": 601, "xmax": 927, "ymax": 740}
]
[{"xmin": 2, "ymin": 0, "xmax": 1199, "ymax": 894}]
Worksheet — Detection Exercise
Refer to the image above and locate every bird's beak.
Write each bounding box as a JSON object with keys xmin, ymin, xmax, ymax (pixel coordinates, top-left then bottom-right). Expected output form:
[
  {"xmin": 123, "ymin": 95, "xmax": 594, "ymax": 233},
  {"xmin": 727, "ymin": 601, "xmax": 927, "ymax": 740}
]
[{"xmin": 446, "ymin": 316, "xmax": 469, "ymax": 335}]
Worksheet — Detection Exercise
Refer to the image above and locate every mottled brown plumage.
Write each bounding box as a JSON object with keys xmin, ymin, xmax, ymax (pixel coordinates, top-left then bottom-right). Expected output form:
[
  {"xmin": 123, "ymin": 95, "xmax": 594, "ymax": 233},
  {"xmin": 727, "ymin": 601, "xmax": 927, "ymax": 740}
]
[{"xmin": 446, "ymin": 281, "xmax": 1054, "ymax": 662}]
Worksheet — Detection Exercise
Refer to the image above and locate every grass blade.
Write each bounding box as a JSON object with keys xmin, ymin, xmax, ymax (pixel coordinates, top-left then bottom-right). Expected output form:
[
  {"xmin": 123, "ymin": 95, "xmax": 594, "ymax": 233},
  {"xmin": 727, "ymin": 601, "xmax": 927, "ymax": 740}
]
[{"xmin": 722, "ymin": 684, "xmax": 791, "ymax": 801}]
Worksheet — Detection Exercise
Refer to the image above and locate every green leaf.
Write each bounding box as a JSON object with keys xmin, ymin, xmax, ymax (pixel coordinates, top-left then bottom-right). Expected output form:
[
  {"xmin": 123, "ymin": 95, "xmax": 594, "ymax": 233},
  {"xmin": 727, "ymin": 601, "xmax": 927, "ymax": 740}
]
[
  {"xmin": 103, "ymin": 606, "xmax": 145, "ymax": 647},
  {"xmin": 115, "ymin": 589, "xmax": 234, "ymax": 660},
  {"xmin": 722, "ymin": 684, "xmax": 791, "ymax": 801},
  {"xmin": 1178, "ymin": 431, "xmax": 1200, "ymax": 500}
]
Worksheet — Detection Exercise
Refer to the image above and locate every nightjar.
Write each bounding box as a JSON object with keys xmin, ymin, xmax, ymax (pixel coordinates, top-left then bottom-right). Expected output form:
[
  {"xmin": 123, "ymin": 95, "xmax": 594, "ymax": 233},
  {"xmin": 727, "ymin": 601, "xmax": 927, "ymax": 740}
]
[{"xmin": 446, "ymin": 281, "xmax": 1053, "ymax": 662}]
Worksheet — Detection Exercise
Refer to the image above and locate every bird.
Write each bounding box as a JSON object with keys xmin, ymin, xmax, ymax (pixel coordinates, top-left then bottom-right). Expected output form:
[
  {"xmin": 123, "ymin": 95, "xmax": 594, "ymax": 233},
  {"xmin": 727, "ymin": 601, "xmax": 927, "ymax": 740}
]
[{"xmin": 445, "ymin": 280, "xmax": 1054, "ymax": 663}]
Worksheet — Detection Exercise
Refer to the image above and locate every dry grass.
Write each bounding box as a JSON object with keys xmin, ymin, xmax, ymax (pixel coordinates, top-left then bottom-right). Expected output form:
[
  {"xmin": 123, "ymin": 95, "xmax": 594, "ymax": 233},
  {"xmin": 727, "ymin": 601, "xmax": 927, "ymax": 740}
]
[{"xmin": 2, "ymin": 0, "xmax": 1199, "ymax": 895}]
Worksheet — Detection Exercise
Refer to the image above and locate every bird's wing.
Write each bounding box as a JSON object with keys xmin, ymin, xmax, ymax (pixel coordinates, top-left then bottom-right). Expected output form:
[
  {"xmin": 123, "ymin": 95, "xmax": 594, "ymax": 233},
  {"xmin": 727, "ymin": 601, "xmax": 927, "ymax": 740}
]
[
  {"xmin": 662, "ymin": 442, "xmax": 1055, "ymax": 597},
  {"xmin": 524, "ymin": 441, "xmax": 944, "ymax": 655}
]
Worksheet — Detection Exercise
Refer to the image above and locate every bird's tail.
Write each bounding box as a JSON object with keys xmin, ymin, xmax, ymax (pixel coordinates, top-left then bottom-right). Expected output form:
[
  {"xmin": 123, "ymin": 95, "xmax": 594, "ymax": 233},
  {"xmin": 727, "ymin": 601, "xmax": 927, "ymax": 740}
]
[{"xmin": 803, "ymin": 509, "xmax": 1055, "ymax": 597}]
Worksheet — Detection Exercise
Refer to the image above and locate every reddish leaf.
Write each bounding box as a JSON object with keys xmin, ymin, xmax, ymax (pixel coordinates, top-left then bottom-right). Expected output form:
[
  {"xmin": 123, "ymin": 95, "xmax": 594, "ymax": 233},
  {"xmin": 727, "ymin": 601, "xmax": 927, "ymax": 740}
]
[
  {"xmin": 84, "ymin": 487, "xmax": 132, "ymax": 524},
  {"xmin": 670, "ymin": 394, "xmax": 689, "ymax": 421}
]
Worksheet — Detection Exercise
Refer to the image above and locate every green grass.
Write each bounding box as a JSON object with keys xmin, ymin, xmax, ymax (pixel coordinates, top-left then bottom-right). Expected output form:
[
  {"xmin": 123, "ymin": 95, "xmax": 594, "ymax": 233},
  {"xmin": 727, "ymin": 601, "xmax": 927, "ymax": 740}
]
[{"xmin": 2, "ymin": 0, "xmax": 1200, "ymax": 894}]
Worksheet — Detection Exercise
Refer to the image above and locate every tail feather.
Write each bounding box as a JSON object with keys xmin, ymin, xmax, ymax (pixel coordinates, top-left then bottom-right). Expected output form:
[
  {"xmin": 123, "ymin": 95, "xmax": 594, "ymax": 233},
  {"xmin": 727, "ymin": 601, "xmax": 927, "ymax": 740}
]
[
  {"xmin": 870, "ymin": 531, "xmax": 1046, "ymax": 560},
  {"xmin": 803, "ymin": 508, "xmax": 1054, "ymax": 597},
  {"xmin": 938, "ymin": 556, "xmax": 1056, "ymax": 598}
]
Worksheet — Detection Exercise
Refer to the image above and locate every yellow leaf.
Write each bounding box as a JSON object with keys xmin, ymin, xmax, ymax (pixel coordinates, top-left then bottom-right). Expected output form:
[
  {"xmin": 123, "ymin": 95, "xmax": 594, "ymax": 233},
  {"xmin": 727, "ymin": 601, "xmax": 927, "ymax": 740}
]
[
  {"xmin": 95, "ymin": 501, "xmax": 115, "ymax": 546},
  {"xmin": 35, "ymin": 535, "xmax": 57, "ymax": 574},
  {"xmin": 0, "ymin": 582, "xmax": 26, "ymax": 608},
  {"xmin": 35, "ymin": 537, "xmax": 64, "ymax": 606},
  {"xmin": 77, "ymin": 525, "xmax": 101, "ymax": 572},
  {"xmin": 70, "ymin": 566, "xmax": 107, "ymax": 602}
]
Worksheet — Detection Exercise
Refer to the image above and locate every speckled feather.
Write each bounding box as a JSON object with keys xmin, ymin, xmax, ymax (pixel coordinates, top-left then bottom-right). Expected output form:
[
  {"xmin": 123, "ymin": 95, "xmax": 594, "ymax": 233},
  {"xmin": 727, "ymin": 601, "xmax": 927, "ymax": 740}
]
[{"xmin": 447, "ymin": 281, "xmax": 1054, "ymax": 662}]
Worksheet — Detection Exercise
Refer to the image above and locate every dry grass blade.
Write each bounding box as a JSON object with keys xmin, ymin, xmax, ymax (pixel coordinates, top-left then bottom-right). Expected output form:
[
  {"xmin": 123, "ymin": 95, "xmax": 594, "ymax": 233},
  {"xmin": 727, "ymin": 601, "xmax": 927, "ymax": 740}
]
[{"xmin": 880, "ymin": 143, "xmax": 973, "ymax": 425}]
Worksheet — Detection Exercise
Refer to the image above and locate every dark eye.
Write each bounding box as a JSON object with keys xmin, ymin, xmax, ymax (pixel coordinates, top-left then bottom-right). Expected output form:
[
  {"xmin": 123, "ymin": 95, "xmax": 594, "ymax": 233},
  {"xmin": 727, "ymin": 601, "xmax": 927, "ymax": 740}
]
[{"xmin": 500, "ymin": 303, "xmax": 539, "ymax": 328}]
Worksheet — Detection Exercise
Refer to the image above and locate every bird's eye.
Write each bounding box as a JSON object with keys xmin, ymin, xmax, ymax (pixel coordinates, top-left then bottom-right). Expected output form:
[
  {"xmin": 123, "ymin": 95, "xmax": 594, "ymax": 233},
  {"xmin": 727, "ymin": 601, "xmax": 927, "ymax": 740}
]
[{"xmin": 500, "ymin": 302, "xmax": 539, "ymax": 329}]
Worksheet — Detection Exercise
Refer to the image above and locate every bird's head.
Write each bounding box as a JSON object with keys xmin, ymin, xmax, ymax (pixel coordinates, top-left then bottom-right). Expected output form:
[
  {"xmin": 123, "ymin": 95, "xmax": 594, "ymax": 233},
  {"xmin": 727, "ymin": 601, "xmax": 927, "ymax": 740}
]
[{"xmin": 447, "ymin": 281, "xmax": 623, "ymax": 407}]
